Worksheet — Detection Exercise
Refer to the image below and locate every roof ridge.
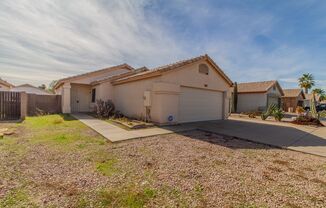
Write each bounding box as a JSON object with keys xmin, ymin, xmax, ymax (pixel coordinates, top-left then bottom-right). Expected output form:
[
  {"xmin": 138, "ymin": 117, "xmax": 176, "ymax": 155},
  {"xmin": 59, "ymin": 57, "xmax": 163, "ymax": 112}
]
[
  {"xmin": 54, "ymin": 63, "xmax": 134, "ymax": 89},
  {"xmin": 150, "ymin": 54, "xmax": 207, "ymax": 71},
  {"xmin": 238, "ymin": 80, "xmax": 276, "ymax": 84}
]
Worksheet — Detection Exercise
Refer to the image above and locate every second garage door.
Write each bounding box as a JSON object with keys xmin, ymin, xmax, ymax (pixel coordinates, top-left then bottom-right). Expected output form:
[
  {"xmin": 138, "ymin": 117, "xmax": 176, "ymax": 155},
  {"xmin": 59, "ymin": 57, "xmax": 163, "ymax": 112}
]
[{"xmin": 178, "ymin": 87, "xmax": 223, "ymax": 123}]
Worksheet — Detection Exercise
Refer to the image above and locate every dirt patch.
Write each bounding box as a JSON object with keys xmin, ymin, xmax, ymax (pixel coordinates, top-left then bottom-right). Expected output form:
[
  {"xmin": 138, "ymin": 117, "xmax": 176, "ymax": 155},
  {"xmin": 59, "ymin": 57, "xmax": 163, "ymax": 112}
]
[{"xmin": 1, "ymin": 116, "xmax": 326, "ymax": 207}]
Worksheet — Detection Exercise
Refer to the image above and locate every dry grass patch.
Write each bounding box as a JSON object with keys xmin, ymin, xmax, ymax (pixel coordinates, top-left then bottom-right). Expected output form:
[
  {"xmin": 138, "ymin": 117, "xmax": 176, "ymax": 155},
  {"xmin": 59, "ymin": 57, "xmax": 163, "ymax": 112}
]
[{"xmin": 1, "ymin": 115, "xmax": 326, "ymax": 207}]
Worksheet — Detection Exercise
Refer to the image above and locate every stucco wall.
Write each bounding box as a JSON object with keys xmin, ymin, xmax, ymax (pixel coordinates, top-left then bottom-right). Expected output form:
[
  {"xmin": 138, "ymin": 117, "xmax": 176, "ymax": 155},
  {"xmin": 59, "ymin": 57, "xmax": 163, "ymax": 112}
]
[
  {"xmin": 237, "ymin": 93, "xmax": 267, "ymax": 112},
  {"xmin": 112, "ymin": 60, "xmax": 231, "ymax": 123},
  {"xmin": 161, "ymin": 60, "xmax": 230, "ymax": 91},
  {"xmin": 267, "ymin": 85, "xmax": 282, "ymax": 96},
  {"xmin": 90, "ymin": 82, "xmax": 114, "ymax": 109},
  {"xmin": 237, "ymin": 83, "xmax": 283, "ymax": 113},
  {"xmin": 113, "ymin": 77, "xmax": 160, "ymax": 119}
]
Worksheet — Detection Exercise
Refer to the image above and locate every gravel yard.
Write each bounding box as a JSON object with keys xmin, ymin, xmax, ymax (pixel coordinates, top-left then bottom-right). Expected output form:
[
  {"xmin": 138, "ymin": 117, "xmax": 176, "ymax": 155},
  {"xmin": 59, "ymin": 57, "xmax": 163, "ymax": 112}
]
[{"xmin": 0, "ymin": 115, "xmax": 326, "ymax": 208}]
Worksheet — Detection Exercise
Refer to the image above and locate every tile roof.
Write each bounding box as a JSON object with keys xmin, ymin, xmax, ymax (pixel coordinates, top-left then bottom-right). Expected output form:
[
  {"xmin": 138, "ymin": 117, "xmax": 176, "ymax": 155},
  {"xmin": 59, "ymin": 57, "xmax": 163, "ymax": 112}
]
[
  {"xmin": 112, "ymin": 54, "xmax": 233, "ymax": 86},
  {"xmin": 0, "ymin": 78, "xmax": 14, "ymax": 88},
  {"xmin": 91, "ymin": 67, "xmax": 149, "ymax": 84},
  {"xmin": 237, "ymin": 80, "xmax": 277, "ymax": 93},
  {"xmin": 54, "ymin": 63, "xmax": 134, "ymax": 89},
  {"xmin": 282, "ymin": 89, "xmax": 304, "ymax": 98}
]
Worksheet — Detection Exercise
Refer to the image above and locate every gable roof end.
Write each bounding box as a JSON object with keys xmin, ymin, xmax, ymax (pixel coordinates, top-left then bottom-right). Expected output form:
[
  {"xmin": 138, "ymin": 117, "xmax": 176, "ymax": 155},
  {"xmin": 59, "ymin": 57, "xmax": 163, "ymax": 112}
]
[
  {"xmin": 238, "ymin": 80, "xmax": 284, "ymax": 95},
  {"xmin": 283, "ymin": 89, "xmax": 305, "ymax": 98},
  {"xmin": 112, "ymin": 54, "xmax": 233, "ymax": 86}
]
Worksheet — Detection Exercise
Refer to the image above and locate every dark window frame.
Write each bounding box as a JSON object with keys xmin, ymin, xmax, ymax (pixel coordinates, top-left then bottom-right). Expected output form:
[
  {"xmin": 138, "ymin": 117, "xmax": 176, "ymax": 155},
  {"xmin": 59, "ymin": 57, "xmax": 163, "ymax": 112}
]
[{"xmin": 91, "ymin": 88, "xmax": 96, "ymax": 103}]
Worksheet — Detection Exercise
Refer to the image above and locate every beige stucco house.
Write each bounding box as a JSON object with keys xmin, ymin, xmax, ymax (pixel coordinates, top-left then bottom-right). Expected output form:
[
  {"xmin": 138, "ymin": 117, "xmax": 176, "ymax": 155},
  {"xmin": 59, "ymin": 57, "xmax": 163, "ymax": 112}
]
[
  {"xmin": 236, "ymin": 80, "xmax": 284, "ymax": 112},
  {"xmin": 282, "ymin": 89, "xmax": 305, "ymax": 112},
  {"xmin": 0, "ymin": 78, "xmax": 14, "ymax": 91},
  {"xmin": 11, "ymin": 84, "xmax": 52, "ymax": 95},
  {"xmin": 54, "ymin": 54, "xmax": 233, "ymax": 124}
]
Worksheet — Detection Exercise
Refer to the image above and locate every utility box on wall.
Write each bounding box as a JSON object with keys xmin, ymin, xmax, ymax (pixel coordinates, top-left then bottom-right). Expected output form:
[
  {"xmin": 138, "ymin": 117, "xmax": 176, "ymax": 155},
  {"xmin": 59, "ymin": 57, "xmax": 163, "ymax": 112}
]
[{"xmin": 144, "ymin": 91, "xmax": 151, "ymax": 107}]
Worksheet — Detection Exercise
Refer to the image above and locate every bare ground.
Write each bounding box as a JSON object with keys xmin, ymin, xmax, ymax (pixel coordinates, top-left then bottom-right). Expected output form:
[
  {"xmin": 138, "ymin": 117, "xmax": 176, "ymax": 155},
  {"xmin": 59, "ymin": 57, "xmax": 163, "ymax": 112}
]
[{"xmin": 0, "ymin": 115, "xmax": 326, "ymax": 208}]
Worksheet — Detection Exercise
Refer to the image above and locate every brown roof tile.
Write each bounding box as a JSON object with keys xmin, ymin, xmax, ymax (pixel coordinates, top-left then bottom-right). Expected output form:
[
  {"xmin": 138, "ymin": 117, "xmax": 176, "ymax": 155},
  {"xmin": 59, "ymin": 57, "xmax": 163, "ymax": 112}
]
[
  {"xmin": 54, "ymin": 63, "xmax": 134, "ymax": 89},
  {"xmin": 0, "ymin": 78, "xmax": 14, "ymax": 88},
  {"xmin": 283, "ymin": 89, "xmax": 304, "ymax": 98},
  {"xmin": 237, "ymin": 80, "xmax": 277, "ymax": 93},
  {"xmin": 112, "ymin": 54, "xmax": 233, "ymax": 86}
]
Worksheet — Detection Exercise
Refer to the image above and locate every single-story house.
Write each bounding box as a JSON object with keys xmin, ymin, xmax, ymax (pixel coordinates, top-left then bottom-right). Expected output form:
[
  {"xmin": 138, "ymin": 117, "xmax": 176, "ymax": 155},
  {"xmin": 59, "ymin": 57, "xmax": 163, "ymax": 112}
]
[
  {"xmin": 236, "ymin": 80, "xmax": 284, "ymax": 112},
  {"xmin": 0, "ymin": 78, "xmax": 14, "ymax": 91},
  {"xmin": 11, "ymin": 84, "xmax": 52, "ymax": 95},
  {"xmin": 282, "ymin": 89, "xmax": 305, "ymax": 112},
  {"xmin": 303, "ymin": 93, "xmax": 320, "ymax": 108},
  {"xmin": 54, "ymin": 54, "xmax": 233, "ymax": 124}
]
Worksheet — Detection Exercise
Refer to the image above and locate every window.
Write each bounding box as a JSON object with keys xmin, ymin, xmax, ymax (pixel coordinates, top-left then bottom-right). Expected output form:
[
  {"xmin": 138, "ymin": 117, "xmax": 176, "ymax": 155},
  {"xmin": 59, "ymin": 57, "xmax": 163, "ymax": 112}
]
[
  {"xmin": 91, "ymin": 88, "xmax": 96, "ymax": 103},
  {"xmin": 198, "ymin": 64, "xmax": 209, "ymax": 75},
  {"xmin": 273, "ymin": 85, "xmax": 276, "ymax": 90}
]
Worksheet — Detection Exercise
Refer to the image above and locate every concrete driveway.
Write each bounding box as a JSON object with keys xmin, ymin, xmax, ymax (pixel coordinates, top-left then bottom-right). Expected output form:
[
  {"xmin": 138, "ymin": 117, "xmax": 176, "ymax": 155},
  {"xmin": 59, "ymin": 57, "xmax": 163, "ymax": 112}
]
[
  {"xmin": 73, "ymin": 113, "xmax": 326, "ymax": 157},
  {"xmin": 195, "ymin": 117, "xmax": 326, "ymax": 157}
]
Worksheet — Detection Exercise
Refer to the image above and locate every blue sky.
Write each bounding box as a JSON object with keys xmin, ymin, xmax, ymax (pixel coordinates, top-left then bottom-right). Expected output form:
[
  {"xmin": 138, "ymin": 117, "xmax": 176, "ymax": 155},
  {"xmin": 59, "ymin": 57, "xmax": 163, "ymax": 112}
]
[{"xmin": 0, "ymin": 0, "xmax": 325, "ymax": 90}]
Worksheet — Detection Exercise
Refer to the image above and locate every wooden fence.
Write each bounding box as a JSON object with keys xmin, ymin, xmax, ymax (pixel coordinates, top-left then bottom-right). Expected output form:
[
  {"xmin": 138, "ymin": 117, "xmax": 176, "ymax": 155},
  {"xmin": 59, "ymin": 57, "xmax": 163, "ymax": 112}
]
[
  {"xmin": 27, "ymin": 94, "xmax": 61, "ymax": 116},
  {"xmin": 0, "ymin": 91, "xmax": 21, "ymax": 120}
]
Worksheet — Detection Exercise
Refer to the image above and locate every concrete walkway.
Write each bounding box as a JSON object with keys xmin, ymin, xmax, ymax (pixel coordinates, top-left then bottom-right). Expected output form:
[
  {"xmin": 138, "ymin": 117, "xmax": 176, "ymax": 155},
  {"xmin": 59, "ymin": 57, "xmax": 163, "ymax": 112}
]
[
  {"xmin": 72, "ymin": 113, "xmax": 326, "ymax": 157},
  {"xmin": 71, "ymin": 113, "xmax": 196, "ymax": 142}
]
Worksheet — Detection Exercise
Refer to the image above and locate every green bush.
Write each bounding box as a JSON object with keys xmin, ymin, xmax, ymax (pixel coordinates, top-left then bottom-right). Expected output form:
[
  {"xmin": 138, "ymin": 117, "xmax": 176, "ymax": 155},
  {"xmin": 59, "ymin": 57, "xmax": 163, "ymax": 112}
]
[
  {"xmin": 261, "ymin": 103, "xmax": 277, "ymax": 120},
  {"xmin": 273, "ymin": 108, "xmax": 284, "ymax": 121}
]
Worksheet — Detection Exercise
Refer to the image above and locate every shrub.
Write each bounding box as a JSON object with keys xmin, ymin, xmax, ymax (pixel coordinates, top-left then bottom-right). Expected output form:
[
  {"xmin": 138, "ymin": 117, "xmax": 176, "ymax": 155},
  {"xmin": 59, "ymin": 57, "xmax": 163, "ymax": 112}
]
[
  {"xmin": 295, "ymin": 106, "xmax": 305, "ymax": 114},
  {"xmin": 320, "ymin": 110, "xmax": 326, "ymax": 118},
  {"xmin": 261, "ymin": 103, "xmax": 277, "ymax": 120},
  {"xmin": 53, "ymin": 117, "xmax": 64, "ymax": 124},
  {"xmin": 95, "ymin": 99, "xmax": 115, "ymax": 118},
  {"xmin": 273, "ymin": 108, "xmax": 284, "ymax": 121},
  {"xmin": 248, "ymin": 113, "xmax": 256, "ymax": 118},
  {"xmin": 292, "ymin": 115, "xmax": 324, "ymax": 126},
  {"xmin": 113, "ymin": 111, "xmax": 124, "ymax": 119}
]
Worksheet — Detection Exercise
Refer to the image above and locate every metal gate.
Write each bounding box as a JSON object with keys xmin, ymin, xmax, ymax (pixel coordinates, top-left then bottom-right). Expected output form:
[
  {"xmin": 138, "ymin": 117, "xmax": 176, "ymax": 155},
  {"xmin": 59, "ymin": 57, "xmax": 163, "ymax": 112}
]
[{"xmin": 0, "ymin": 91, "xmax": 21, "ymax": 120}]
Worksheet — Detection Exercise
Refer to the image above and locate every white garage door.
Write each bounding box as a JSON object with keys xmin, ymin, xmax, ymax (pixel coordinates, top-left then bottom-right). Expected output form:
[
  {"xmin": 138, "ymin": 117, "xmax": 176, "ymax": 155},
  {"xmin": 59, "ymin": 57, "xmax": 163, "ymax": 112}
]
[{"xmin": 179, "ymin": 87, "xmax": 223, "ymax": 123}]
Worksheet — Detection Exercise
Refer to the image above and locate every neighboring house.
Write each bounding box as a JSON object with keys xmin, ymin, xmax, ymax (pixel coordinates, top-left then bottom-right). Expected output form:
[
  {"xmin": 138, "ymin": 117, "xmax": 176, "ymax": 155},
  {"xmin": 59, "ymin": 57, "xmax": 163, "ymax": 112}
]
[
  {"xmin": 282, "ymin": 89, "xmax": 305, "ymax": 112},
  {"xmin": 0, "ymin": 78, "xmax": 14, "ymax": 91},
  {"xmin": 303, "ymin": 93, "xmax": 321, "ymax": 108},
  {"xmin": 54, "ymin": 54, "xmax": 233, "ymax": 124},
  {"xmin": 11, "ymin": 84, "xmax": 52, "ymax": 95},
  {"xmin": 236, "ymin": 80, "xmax": 284, "ymax": 112}
]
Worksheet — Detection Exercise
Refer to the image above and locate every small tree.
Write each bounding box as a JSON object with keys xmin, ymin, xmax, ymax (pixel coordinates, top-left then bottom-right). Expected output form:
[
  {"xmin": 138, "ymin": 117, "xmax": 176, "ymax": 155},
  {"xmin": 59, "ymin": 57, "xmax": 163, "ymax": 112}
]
[
  {"xmin": 48, "ymin": 80, "xmax": 58, "ymax": 93},
  {"xmin": 38, "ymin": 84, "xmax": 46, "ymax": 90}
]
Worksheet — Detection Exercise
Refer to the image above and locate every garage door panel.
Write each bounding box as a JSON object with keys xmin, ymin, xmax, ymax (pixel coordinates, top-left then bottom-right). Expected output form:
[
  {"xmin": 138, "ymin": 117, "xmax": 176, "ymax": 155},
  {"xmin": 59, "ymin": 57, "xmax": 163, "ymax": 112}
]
[{"xmin": 179, "ymin": 87, "xmax": 223, "ymax": 123}]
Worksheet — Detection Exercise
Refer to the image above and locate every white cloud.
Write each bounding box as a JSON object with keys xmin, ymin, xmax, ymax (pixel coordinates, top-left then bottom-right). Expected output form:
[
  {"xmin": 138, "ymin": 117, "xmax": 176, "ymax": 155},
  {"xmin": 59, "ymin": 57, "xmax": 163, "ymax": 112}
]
[
  {"xmin": 0, "ymin": 0, "xmax": 183, "ymax": 86},
  {"xmin": 0, "ymin": 0, "xmax": 325, "ymax": 90}
]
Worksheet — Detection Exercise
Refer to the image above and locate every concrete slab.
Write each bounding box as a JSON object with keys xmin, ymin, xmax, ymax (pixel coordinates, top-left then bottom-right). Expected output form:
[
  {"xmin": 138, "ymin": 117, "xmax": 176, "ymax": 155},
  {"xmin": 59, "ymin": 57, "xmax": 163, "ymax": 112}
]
[
  {"xmin": 72, "ymin": 113, "xmax": 326, "ymax": 157},
  {"xmin": 71, "ymin": 113, "xmax": 197, "ymax": 142},
  {"xmin": 196, "ymin": 117, "xmax": 326, "ymax": 157}
]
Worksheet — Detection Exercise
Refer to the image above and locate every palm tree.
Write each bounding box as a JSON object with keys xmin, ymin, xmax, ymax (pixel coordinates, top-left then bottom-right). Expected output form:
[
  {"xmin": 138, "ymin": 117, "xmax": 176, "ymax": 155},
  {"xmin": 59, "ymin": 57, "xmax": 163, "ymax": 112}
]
[
  {"xmin": 298, "ymin": 73, "xmax": 315, "ymax": 94},
  {"xmin": 320, "ymin": 94, "xmax": 326, "ymax": 101},
  {"xmin": 312, "ymin": 88, "xmax": 325, "ymax": 95}
]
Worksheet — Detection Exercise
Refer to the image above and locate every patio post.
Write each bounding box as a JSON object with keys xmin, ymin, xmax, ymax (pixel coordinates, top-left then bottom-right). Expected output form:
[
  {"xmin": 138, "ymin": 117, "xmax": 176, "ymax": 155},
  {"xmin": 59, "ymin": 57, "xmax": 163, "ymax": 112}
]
[{"xmin": 62, "ymin": 83, "xmax": 71, "ymax": 113}]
